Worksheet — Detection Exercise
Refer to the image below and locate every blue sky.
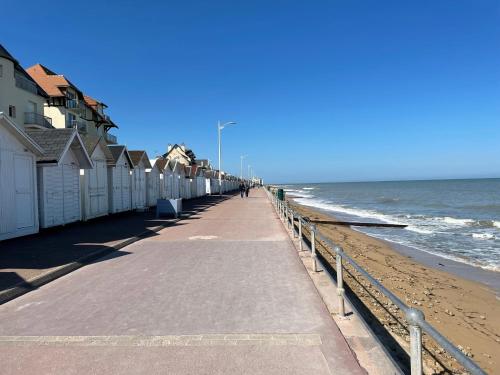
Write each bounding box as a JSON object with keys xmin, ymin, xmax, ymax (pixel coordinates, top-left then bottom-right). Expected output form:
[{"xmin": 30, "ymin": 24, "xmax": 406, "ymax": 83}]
[{"xmin": 2, "ymin": 1, "xmax": 499, "ymax": 183}]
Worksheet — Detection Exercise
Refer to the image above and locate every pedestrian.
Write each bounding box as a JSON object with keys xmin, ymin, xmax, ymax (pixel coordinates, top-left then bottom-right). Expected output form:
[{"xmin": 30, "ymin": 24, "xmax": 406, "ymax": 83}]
[
  {"xmin": 245, "ymin": 184, "xmax": 250, "ymax": 198},
  {"xmin": 239, "ymin": 182, "xmax": 245, "ymax": 198}
]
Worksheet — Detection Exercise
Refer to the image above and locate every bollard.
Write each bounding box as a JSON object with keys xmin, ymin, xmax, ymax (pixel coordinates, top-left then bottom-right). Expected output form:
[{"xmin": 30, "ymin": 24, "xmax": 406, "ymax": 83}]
[
  {"xmin": 406, "ymin": 309, "xmax": 424, "ymax": 375},
  {"xmin": 310, "ymin": 224, "xmax": 317, "ymax": 272},
  {"xmin": 298, "ymin": 218, "xmax": 303, "ymax": 250},
  {"xmin": 334, "ymin": 246, "xmax": 346, "ymax": 317}
]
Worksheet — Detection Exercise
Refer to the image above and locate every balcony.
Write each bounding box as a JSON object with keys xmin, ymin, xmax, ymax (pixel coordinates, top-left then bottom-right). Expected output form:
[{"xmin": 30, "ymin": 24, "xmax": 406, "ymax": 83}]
[
  {"xmin": 67, "ymin": 119, "xmax": 87, "ymax": 133},
  {"xmin": 66, "ymin": 99, "xmax": 84, "ymax": 113},
  {"xmin": 104, "ymin": 132, "xmax": 117, "ymax": 144},
  {"xmin": 24, "ymin": 112, "xmax": 53, "ymax": 129},
  {"xmin": 15, "ymin": 73, "xmax": 38, "ymax": 95}
]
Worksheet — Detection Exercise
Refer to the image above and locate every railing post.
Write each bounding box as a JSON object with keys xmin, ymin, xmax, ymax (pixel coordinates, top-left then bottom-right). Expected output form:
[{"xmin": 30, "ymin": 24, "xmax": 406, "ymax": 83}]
[
  {"xmin": 334, "ymin": 246, "xmax": 346, "ymax": 317},
  {"xmin": 291, "ymin": 211, "xmax": 296, "ymax": 237},
  {"xmin": 298, "ymin": 218, "xmax": 303, "ymax": 250},
  {"xmin": 406, "ymin": 308, "xmax": 424, "ymax": 375},
  {"xmin": 310, "ymin": 224, "xmax": 317, "ymax": 272}
]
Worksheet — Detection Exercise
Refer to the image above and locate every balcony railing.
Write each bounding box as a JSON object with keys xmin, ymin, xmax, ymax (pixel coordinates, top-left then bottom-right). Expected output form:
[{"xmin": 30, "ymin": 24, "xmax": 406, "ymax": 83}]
[
  {"xmin": 104, "ymin": 132, "xmax": 117, "ymax": 144},
  {"xmin": 66, "ymin": 99, "xmax": 79, "ymax": 110},
  {"xmin": 67, "ymin": 120, "xmax": 87, "ymax": 133},
  {"xmin": 24, "ymin": 112, "xmax": 53, "ymax": 129},
  {"xmin": 15, "ymin": 73, "xmax": 38, "ymax": 95}
]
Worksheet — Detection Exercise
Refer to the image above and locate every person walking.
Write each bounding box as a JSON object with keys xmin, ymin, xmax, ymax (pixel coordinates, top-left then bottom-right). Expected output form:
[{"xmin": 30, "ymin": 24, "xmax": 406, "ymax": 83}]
[
  {"xmin": 245, "ymin": 184, "xmax": 250, "ymax": 198},
  {"xmin": 239, "ymin": 182, "xmax": 245, "ymax": 198}
]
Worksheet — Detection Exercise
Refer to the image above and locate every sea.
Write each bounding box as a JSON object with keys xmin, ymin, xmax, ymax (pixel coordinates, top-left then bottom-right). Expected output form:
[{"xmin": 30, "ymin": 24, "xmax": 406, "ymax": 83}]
[{"xmin": 281, "ymin": 178, "xmax": 500, "ymax": 272}]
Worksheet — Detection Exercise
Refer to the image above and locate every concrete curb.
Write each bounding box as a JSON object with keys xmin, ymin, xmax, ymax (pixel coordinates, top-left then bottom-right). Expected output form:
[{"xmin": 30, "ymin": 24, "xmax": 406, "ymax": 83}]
[{"xmin": 0, "ymin": 217, "xmax": 182, "ymax": 306}]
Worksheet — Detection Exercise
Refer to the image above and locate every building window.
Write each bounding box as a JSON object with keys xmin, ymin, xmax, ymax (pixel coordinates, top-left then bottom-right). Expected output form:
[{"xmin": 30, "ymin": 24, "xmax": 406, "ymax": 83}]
[
  {"xmin": 8, "ymin": 105, "xmax": 16, "ymax": 118},
  {"xmin": 66, "ymin": 112, "xmax": 76, "ymax": 127},
  {"xmin": 0, "ymin": 64, "xmax": 3, "ymax": 77}
]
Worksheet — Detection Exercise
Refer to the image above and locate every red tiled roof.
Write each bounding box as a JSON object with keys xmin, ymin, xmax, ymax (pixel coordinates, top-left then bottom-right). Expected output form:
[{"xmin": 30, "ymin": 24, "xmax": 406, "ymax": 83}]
[{"xmin": 26, "ymin": 64, "xmax": 71, "ymax": 97}]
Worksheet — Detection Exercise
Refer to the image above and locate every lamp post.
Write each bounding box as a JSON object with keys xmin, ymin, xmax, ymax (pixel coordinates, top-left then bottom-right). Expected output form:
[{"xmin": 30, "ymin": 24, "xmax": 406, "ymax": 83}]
[
  {"xmin": 240, "ymin": 155, "xmax": 248, "ymax": 180},
  {"xmin": 218, "ymin": 120, "xmax": 237, "ymax": 195}
]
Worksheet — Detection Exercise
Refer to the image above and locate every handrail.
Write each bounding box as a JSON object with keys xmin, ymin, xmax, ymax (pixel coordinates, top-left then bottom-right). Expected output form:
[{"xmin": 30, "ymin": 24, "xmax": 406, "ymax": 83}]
[{"xmin": 266, "ymin": 188, "xmax": 486, "ymax": 375}]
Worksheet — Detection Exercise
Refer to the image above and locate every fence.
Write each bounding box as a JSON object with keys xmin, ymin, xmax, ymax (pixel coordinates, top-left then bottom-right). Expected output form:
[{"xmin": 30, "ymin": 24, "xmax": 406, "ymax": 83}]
[{"xmin": 267, "ymin": 189, "xmax": 486, "ymax": 375}]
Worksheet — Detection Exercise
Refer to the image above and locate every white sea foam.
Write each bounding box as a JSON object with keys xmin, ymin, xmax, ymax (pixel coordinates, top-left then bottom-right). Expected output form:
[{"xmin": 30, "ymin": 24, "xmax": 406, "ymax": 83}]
[
  {"xmin": 472, "ymin": 233, "xmax": 495, "ymax": 240},
  {"xmin": 284, "ymin": 189, "xmax": 314, "ymax": 198},
  {"xmin": 293, "ymin": 197, "xmax": 404, "ymax": 225},
  {"xmin": 439, "ymin": 216, "xmax": 475, "ymax": 226},
  {"xmin": 303, "ymin": 187, "xmax": 316, "ymax": 190},
  {"xmin": 291, "ymin": 192, "xmax": 500, "ymax": 273},
  {"xmin": 406, "ymin": 226, "xmax": 434, "ymax": 234}
]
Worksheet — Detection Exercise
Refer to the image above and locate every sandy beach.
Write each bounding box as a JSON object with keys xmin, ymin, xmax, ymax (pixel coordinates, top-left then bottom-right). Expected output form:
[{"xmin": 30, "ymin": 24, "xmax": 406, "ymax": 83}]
[{"xmin": 288, "ymin": 199, "xmax": 499, "ymax": 374}]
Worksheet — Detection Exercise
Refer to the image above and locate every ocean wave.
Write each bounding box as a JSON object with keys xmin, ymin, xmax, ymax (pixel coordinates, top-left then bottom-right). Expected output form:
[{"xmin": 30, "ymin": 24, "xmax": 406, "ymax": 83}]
[
  {"xmin": 406, "ymin": 226, "xmax": 434, "ymax": 234},
  {"xmin": 377, "ymin": 196, "xmax": 400, "ymax": 204},
  {"xmin": 302, "ymin": 187, "xmax": 316, "ymax": 190},
  {"xmin": 284, "ymin": 189, "xmax": 314, "ymax": 198},
  {"xmin": 438, "ymin": 216, "xmax": 475, "ymax": 226},
  {"xmin": 493, "ymin": 221, "xmax": 500, "ymax": 229},
  {"xmin": 471, "ymin": 233, "xmax": 496, "ymax": 240},
  {"xmin": 293, "ymin": 197, "xmax": 404, "ymax": 225}
]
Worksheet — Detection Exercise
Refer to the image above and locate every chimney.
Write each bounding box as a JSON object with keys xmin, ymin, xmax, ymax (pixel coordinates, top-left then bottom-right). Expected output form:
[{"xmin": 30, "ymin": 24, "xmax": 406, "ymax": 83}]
[
  {"xmin": 167, "ymin": 144, "xmax": 172, "ymax": 152},
  {"xmin": 181, "ymin": 143, "xmax": 186, "ymax": 152}
]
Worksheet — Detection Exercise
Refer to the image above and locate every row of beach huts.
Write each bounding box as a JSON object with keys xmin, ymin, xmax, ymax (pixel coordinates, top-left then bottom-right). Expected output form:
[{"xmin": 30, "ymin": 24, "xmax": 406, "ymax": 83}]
[{"xmin": 0, "ymin": 44, "xmax": 247, "ymax": 242}]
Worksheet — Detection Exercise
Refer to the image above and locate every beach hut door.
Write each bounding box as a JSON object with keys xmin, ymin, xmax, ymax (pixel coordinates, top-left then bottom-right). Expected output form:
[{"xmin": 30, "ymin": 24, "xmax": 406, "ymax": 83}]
[{"xmin": 14, "ymin": 155, "xmax": 35, "ymax": 229}]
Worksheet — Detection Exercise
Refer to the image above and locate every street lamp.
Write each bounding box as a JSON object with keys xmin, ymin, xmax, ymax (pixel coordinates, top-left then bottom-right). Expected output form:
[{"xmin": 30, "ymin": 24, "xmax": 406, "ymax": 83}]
[
  {"xmin": 218, "ymin": 120, "xmax": 237, "ymax": 195},
  {"xmin": 240, "ymin": 154, "xmax": 248, "ymax": 180}
]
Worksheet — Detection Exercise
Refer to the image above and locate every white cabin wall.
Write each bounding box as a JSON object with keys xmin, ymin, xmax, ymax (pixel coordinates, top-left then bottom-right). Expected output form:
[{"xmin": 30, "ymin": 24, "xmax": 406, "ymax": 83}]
[{"xmin": 0, "ymin": 126, "xmax": 39, "ymax": 240}]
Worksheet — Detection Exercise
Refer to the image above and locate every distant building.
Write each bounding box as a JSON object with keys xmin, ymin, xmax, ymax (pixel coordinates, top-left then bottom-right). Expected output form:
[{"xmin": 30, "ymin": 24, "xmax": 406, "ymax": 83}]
[
  {"xmin": 26, "ymin": 64, "xmax": 118, "ymax": 143},
  {"xmin": 0, "ymin": 44, "xmax": 51, "ymax": 131},
  {"xmin": 162, "ymin": 143, "xmax": 196, "ymax": 166}
]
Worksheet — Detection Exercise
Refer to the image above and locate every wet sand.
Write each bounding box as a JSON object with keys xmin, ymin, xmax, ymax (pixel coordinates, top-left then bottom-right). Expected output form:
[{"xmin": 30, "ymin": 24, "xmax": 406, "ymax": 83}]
[{"xmin": 288, "ymin": 199, "xmax": 500, "ymax": 374}]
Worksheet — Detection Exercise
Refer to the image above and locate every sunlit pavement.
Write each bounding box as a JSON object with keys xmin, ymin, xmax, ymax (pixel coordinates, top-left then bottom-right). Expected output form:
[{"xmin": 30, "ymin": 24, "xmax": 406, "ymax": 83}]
[{"xmin": 0, "ymin": 189, "xmax": 364, "ymax": 374}]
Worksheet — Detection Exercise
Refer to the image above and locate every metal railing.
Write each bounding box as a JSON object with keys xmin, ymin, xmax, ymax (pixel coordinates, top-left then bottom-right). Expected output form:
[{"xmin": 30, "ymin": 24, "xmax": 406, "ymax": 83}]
[
  {"xmin": 67, "ymin": 119, "xmax": 87, "ymax": 133},
  {"xmin": 105, "ymin": 132, "xmax": 117, "ymax": 144},
  {"xmin": 24, "ymin": 112, "xmax": 53, "ymax": 129},
  {"xmin": 267, "ymin": 190, "xmax": 486, "ymax": 375}
]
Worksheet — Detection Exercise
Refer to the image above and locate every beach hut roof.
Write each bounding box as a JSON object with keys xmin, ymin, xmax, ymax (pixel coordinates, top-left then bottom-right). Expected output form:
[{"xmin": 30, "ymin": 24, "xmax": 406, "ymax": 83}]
[
  {"xmin": 25, "ymin": 128, "xmax": 92, "ymax": 168},
  {"xmin": 108, "ymin": 145, "xmax": 134, "ymax": 168},
  {"xmin": 128, "ymin": 150, "xmax": 152, "ymax": 169},
  {"xmin": 82, "ymin": 135, "xmax": 115, "ymax": 165},
  {"xmin": 0, "ymin": 113, "xmax": 44, "ymax": 156}
]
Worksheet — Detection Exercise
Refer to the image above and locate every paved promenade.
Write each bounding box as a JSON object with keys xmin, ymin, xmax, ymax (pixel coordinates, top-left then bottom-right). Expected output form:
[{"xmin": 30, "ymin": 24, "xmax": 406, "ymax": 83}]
[{"xmin": 0, "ymin": 189, "xmax": 364, "ymax": 374}]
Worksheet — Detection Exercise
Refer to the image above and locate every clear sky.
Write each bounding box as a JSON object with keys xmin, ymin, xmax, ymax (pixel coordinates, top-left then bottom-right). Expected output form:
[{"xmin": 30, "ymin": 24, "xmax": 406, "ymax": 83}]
[{"xmin": 2, "ymin": 1, "xmax": 499, "ymax": 183}]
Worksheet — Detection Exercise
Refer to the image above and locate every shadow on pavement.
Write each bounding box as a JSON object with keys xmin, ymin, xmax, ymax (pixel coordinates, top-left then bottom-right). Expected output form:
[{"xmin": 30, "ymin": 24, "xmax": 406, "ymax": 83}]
[{"xmin": 0, "ymin": 193, "xmax": 236, "ymax": 293}]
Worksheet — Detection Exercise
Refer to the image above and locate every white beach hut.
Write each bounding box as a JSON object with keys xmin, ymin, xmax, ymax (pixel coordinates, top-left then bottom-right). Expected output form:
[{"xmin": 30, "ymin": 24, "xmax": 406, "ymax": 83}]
[
  {"xmin": 172, "ymin": 162, "xmax": 183, "ymax": 199},
  {"xmin": 0, "ymin": 113, "xmax": 44, "ymax": 241},
  {"xmin": 107, "ymin": 145, "xmax": 133, "ymax": 214},
  {"xmin": 81, "ymin": 136, "xmax": 114, "ymax": 221},
  {"xmin": 146, "ymin": 159, "xmax": 162, "ymax": 207},
  {"xmin": 26, "ymin": 128, "xmax": 92, "ymax": 229},
  {"xmin": 129, "ymin": 151, "xmax": 151, "ymax": 210},
  {"xmin": 163, "ymin": 161, "xmax": 173, "ymax": 199},
  {"xmin": 181, "ymin": 165, "xmax": 192, "ymax": 199}
]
